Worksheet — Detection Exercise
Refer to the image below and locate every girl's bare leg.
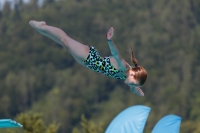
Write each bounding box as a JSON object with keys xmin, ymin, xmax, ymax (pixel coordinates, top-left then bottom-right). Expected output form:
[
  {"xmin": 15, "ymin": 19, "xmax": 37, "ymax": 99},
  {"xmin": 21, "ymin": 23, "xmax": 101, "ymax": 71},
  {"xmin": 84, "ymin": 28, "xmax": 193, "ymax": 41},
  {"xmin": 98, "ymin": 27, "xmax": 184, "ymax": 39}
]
[{"xmin": 29, "ymin": 20, "xmax": 90, "ymax": 65}]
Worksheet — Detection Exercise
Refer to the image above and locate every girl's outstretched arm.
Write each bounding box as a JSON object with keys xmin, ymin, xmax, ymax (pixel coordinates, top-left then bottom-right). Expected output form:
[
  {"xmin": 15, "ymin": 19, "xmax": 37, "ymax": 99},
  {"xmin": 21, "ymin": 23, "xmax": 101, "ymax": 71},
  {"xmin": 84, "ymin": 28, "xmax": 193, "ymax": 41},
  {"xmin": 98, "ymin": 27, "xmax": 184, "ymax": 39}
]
[
  {"xmin": 106, "ymin": 27, "xmax": 127, "ymax": 69},
  {"xmin": 106, "ymin": 27, "xmax": 120, "ymax": 56}
]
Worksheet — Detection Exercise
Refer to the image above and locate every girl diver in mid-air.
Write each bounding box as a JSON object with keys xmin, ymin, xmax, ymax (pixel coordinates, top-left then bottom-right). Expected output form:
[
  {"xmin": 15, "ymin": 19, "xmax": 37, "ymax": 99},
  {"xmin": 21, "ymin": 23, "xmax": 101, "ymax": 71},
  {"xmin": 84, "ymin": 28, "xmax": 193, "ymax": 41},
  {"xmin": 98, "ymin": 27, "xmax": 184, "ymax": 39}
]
[{"xmin": 29, "ymin": 20, "xmax": 147, "ymax": 96}]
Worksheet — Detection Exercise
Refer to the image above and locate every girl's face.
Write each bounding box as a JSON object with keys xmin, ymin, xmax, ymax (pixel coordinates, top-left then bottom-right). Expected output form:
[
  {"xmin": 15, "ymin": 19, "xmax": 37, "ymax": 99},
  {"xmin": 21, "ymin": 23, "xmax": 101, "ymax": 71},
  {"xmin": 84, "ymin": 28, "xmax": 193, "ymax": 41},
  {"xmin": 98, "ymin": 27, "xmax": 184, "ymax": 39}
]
[{"xmin": 124, "ymin": 70, "xmax": 140, "ymax": 87}]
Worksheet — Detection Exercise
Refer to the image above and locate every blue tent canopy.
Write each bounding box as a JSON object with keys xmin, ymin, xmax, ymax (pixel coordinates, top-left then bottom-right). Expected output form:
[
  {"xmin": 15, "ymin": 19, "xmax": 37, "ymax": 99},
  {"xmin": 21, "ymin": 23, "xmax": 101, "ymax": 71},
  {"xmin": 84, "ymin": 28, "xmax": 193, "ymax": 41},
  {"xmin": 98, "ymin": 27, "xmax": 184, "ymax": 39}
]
[
  {"xmin": 105, "ymin": 105, "xmax": 182, "ymax": 133},
  {"xmin": 152, "ymin": 114, "xmax": 182, "ymax": 133},
  {"xmin": 105, "ymin": 105, "xmax": 151, "ymax": 133},
  {"xmin": 0, "ymin": 119, "xmax": 22, "ymax": 128}
]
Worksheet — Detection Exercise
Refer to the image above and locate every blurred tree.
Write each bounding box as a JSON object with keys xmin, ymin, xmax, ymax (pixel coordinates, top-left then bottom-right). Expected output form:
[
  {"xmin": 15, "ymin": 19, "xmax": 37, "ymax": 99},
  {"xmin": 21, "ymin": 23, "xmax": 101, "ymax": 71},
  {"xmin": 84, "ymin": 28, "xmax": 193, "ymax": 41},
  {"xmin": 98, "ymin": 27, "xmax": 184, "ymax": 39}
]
[
  {"xmin": 0, "ymin": 113, "xmax": 60, "ymax": 133},
  {"xmin": 15, "ymin": 113, "xmax": 60, "ymax": 133},
  {"xmin": 181, "ymin": 121, "xmax": 200, "ymax": 133},
  {"xmin": 72, "ymin": 114, "xmax": 103, "ymax": 133},
  {"xmin": 13, "ymin": 0, "xmax": 22, "ymax": 21},
  {"xmin": 2, "ymin": 1, "xmax": 11, "ymax": 17}
]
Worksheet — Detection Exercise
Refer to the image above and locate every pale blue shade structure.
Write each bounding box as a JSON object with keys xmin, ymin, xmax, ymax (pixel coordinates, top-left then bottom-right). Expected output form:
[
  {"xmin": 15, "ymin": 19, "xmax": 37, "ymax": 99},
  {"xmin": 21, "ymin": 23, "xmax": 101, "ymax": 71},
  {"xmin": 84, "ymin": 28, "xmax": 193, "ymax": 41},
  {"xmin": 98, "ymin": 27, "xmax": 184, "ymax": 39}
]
[
  {"xmin": 105, "ymin": 105, "xmax": 151, "ymax": 133},
  {"xmin": 152, "ymin": 114, "xmax": 181, "ymax": 133},
  {"xmin": 0, "ymin": 119, "xmax": 22, "ymax": 128}
]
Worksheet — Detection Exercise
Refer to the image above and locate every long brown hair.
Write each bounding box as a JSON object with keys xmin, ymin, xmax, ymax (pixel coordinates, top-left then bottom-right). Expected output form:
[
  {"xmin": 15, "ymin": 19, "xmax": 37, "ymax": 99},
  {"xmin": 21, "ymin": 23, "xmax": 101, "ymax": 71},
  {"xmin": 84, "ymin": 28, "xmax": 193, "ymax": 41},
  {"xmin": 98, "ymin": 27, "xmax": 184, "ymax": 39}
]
[{"xmin": 129, "ymin": 46, "xmax": 147, "ymax": 85}]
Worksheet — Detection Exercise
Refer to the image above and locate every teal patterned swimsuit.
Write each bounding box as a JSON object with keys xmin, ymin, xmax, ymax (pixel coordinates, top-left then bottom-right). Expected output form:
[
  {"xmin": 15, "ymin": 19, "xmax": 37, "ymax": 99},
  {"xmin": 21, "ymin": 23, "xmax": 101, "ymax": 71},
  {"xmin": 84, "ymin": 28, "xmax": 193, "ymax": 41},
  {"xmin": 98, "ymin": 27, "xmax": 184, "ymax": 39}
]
[{"xmin": 83, "ymin": 46, "xmax": 127, "ymax": 79}]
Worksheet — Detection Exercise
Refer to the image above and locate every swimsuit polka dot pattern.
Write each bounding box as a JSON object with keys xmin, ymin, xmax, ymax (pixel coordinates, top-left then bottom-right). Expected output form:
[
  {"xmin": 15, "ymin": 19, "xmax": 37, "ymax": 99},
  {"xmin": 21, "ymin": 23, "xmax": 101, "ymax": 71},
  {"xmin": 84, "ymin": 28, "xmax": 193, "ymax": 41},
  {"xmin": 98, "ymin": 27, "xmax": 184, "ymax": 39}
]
[{"xmin": 84, "ymin": 46, "xmax": 127, "ymax": 79}]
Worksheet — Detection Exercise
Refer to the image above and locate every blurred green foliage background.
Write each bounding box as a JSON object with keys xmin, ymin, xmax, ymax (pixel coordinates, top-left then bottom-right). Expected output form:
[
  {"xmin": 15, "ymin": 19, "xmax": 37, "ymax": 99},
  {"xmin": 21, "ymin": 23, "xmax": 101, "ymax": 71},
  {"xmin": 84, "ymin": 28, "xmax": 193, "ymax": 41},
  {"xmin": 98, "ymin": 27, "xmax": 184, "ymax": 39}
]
[{"xmin": 1, "ymin": 0, "xmax": 200, "ymax": 132}]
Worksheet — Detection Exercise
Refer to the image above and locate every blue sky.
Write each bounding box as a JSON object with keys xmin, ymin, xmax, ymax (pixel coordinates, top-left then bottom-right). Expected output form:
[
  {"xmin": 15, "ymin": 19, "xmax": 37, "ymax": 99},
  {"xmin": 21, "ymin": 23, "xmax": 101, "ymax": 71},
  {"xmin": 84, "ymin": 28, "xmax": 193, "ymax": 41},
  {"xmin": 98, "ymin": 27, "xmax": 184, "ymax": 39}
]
[
  {"xmin": 0, "ymin": 0, "xmax": 44, "ymax": 9},
  {"xmin": 0, "ymin": 0, "xmax": 29, "ymax": 9}
]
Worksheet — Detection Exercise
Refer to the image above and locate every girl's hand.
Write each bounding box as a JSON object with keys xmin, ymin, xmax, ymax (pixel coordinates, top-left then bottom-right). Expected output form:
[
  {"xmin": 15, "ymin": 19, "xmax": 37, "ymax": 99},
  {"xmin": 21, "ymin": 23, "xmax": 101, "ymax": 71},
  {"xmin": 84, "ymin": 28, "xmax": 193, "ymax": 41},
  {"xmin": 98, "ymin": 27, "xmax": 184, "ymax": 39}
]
[
  {"xmin": 130, "ymin": 86, "xmax": 144, "ymax": 96},
  {"xmin": 106, "ymin": 27, "xmax": 114, "ymax": 40}
]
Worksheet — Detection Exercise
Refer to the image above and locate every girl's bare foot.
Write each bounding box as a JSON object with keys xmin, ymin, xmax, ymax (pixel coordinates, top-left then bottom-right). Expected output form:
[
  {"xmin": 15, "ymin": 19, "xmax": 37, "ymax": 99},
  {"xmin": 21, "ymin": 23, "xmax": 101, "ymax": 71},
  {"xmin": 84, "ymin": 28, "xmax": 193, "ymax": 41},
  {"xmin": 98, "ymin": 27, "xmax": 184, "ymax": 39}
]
[{"xmin": 29, "ymin": 20, "xmax": 46, "ymax": 29}]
